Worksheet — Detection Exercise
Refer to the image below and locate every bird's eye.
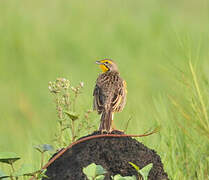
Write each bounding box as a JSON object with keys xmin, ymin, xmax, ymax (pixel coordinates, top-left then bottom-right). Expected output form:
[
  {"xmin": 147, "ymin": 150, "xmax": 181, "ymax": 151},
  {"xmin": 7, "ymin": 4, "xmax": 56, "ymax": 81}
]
[{"xmin": 104, "ymin": 61, "xmax": 108, "ymax": 64}]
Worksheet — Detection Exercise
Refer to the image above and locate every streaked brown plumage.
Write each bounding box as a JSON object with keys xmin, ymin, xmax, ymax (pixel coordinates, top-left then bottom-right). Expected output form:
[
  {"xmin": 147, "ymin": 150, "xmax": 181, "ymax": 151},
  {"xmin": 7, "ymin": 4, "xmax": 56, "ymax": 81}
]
[{"xmin": 93, "ymin": 59, "xmax": 127, "ymax": 132}]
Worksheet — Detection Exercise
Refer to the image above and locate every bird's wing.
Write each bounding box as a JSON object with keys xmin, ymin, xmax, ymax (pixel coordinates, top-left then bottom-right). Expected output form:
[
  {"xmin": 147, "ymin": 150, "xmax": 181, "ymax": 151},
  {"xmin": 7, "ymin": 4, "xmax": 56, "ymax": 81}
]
[
  {"xmin": 93, "ymin": 84, "xmax": 105, "ymax": 113},
  {"xmin": 113, "ymin": 80, "xmax": 127, "ymax": 112}
]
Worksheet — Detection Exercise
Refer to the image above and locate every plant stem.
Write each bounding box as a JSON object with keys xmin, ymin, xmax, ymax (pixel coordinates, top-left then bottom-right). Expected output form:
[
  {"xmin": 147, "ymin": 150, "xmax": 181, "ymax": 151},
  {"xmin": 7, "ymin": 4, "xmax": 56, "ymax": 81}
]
[
  {"xmin": 124, "ymin": 116, "xmax": 132, "ymax": 132},
  {"xmin": 59, "ymin": 121, "xmax": 63, "ymax": 147},
  {"xmin": 71, "ymin": 91, "xmax": 78, "ymax": 142},
  {"xmin": 10, "ymin": 163, "xmax": 15, "ymax": 173},
  {"xmin": 41, "ymin": 152, "xmax": 44, "ymax": 169},
  {"xmin": 64, "ymin": 91, "xmax": 70, "ymax": 111},
  {"xmin": 71, "ymin": 120, "xmax": 75, "ymax": 142},
  {"xmin": 73, "ymin": 95, "xmax": 78, "ymax": 112},
  {"xmin": 10, "ymin": 163, "xmax": 17, "ymax": 180},
  {"xmin": 9, "ymin": 176, "xmax": 14, "ymax": 180}
]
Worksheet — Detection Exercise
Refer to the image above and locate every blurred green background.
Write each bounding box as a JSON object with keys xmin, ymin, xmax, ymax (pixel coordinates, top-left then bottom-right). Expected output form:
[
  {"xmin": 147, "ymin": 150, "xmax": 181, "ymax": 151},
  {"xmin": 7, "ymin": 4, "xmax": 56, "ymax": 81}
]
[{"xmin": 0, "ymin": 0, "xmax": 209, "ymax": 179}]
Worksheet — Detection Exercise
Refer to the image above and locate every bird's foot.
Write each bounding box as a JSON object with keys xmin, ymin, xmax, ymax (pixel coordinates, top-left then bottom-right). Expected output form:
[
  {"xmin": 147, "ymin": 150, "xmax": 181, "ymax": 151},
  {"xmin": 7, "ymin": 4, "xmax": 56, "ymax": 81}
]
[
  {"xmin": 110, "ymin": 128, "xmax": 124, "ymax": 134},
  {"xmin": 100, "ymin": 129, "xmax": 108, "ymax": 134},
  {"xmin": 100, "ymin": 128, "xmax": 124, "ymax": 134}
]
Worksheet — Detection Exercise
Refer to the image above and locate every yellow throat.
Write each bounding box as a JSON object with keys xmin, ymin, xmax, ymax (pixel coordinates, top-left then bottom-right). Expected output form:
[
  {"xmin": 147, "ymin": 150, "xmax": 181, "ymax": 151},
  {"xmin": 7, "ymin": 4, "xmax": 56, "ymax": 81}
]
[
  {"xmin": 99, "ymin": 64, "xmax": 108, "ymax": 72},
  {"xmin": 98, "ymin": 60, "xmax": 113, "ymax": 72}
]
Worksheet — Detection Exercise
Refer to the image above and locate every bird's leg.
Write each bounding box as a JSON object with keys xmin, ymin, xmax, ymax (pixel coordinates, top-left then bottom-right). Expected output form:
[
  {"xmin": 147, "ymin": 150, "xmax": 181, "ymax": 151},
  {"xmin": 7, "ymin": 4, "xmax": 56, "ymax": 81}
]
[
  {"xmin": 99, "ymin": 120, "xmax": 103, "ymax": 131},
  {"xmin": 99, "ymin": 114, "xmax": 108, "ymax": 134},
  {"xmin": 111, "ymin": 114, "xmax": 116, "ymax": 129}
]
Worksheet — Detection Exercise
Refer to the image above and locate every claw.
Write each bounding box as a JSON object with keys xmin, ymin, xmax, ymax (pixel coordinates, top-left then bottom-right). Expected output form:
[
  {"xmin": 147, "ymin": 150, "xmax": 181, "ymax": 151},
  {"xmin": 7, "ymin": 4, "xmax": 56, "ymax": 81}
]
[
  {"xmin": 100, "ymin": 129, "xmax": 108, "ymax": 134},
  {"xmin": 111, "ymin": 128, "xmax": 124, "ymax": 134}
]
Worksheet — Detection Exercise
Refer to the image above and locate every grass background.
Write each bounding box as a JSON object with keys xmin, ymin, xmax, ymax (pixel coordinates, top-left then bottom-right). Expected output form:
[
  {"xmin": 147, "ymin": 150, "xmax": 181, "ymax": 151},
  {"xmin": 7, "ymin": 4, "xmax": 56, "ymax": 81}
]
[{"xmin": 0, "ymin": 0, "xmax": 209, "ymax": 179}]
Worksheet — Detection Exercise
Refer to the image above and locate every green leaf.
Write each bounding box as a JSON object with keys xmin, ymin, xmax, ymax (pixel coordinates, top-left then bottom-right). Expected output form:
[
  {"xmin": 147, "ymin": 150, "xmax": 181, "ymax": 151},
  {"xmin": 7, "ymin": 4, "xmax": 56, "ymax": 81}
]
[
  {"xmin": 0, "ymin": 152, "xmax": 20, "ymax": 164},
  {"xmin": 139, "ymin": 163, "xmax": 153, "ymax": 180},
  {"xmin": 13, "ymin": 164, "xmax": 36, "ymax": 177},
  {"xmin": 129, "ymin": 162, "xmax": 153, "ymax": 180},
  {"xmin": 65, "ymin": 111, "xmax": 79, "ymax": 121},
  {"xmin": 95, "ymin": 175, "xmax": 105, "ymax": 180},
  {"xmin": 42, "ymin": 144, "xmax": 54, "ymax": 152},
  {"xmin": 129, "ymin": 162, "xmax": 139, "ymax": 171},
  {"xmin": 0, "ymin": 169, "xmax": 9, "ymax": 179},
  {"xmin": 113, "ymin": 174, "xmax": 137, "ymax": 180},
  {"xmin": 95, "ymin": 165, "xmax": 106, "ymax": 176},
  {"xmin": 33, "ymin": 144, "xmax": 54, "ymax": 153},
  {"xmin": 83, "ymin": 163, "xmax": 106, "ymax": 179}
]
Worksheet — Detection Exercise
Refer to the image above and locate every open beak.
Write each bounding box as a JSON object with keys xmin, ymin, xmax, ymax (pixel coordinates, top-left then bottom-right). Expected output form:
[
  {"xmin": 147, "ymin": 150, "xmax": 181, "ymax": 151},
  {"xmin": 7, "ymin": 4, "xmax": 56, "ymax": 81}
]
[{"xmin": 96, "ymin": 61, "xmax": 102, "ymax": 65}]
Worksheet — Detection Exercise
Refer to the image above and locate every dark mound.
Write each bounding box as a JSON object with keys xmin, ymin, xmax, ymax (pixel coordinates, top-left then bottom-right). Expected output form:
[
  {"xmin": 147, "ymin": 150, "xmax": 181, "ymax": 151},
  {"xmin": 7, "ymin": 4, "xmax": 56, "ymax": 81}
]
[{"xmin": 43, "ymin": 131, "xmax": 169, "ymax": 180}]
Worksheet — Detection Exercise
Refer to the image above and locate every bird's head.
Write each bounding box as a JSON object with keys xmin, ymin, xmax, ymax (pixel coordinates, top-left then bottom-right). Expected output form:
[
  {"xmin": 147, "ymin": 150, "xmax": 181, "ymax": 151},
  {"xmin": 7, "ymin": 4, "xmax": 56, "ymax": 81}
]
[{"xmin": 96, "ymin": 59, "xmax": 118, "ymax": 73}]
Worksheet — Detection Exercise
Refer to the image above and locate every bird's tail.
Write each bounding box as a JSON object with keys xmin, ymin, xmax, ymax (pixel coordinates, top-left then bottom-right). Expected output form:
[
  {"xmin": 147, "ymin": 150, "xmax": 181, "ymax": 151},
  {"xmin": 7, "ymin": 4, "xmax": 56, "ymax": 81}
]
[{"xmin": 99, "ymin": 110, "xmax": 112, "ymax": 132}]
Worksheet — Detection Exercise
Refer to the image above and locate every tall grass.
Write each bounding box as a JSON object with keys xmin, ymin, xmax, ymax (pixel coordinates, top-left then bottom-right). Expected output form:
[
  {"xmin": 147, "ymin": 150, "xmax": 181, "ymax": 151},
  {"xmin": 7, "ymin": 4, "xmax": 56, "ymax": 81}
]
[
  {"xmin": 0, "ymin": 0, "xmax": 209, "ymax": 179},
  {"xmin": 153, "ymin": 62, "xmax": 209, "ymax": 179}
]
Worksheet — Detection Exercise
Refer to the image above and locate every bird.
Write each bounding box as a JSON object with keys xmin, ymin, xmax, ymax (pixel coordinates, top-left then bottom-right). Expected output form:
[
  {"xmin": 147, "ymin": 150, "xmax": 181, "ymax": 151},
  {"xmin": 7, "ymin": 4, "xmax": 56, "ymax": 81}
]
[{"xmin": 93, "ymin": 59, "xmax": 127, "ymax": 133}]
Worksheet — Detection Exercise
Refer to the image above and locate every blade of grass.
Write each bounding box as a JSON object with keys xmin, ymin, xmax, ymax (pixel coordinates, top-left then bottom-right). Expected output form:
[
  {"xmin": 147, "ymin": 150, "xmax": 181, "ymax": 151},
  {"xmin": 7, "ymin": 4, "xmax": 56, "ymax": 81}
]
[{"xmin": 189, "ymin": 61, "xmax": 209, "ymax": 129}]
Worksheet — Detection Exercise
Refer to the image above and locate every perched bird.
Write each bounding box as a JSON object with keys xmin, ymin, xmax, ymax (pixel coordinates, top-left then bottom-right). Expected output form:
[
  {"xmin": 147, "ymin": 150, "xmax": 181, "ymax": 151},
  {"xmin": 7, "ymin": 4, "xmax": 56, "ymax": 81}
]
[{"xmin": 93, "ymin": 59, "xmax": 127, "ymax": 132}]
